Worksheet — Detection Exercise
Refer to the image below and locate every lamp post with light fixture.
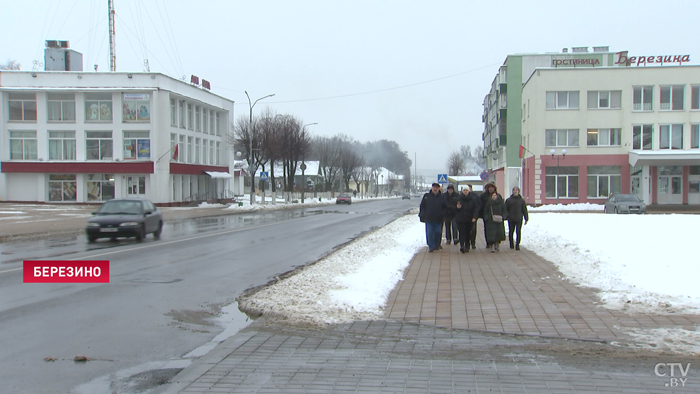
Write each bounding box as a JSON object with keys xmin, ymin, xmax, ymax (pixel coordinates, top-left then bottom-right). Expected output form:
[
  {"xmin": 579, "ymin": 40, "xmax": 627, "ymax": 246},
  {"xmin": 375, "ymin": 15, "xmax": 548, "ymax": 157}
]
[
  {"xmin": 550, "ymin": 149, "xmax": 567, "ymax": 204},
  {"xmin": 245, "ymin": 91, "xmax": 275, "ymax": 205}
]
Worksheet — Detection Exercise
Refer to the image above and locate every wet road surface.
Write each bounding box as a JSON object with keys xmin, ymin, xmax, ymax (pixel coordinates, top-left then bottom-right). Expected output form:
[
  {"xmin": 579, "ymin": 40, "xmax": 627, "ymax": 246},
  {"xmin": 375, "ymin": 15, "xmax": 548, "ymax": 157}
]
[{"xmin": 0, "ymin": 199, "xmax": 416, "ymax": 394}]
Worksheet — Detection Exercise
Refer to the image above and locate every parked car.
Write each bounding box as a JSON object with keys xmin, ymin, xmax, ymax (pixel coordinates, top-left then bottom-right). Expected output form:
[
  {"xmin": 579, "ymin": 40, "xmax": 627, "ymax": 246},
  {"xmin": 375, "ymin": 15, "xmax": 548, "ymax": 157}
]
[
  {"xmin": 86, "ymin": 198, "xmax": 163, "ymax": 242},
  {"xmin": 604, "ymin": 194, "xmax": 647, "ymax": 214},
  {"xmin": 402, "ymin": 193, "xmax": 411, "ymax": 200},
  {"xmin": 336, "ymin": 193, "xmax": 352, "ymax": 204}
]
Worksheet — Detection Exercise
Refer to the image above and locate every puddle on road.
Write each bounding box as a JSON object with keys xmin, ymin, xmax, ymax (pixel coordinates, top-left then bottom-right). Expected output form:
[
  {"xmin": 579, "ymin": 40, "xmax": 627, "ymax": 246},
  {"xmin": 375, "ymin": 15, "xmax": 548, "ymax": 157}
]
[{"xmin": 73, "ymin": 301, "xmax": 252, "ymax": 394}]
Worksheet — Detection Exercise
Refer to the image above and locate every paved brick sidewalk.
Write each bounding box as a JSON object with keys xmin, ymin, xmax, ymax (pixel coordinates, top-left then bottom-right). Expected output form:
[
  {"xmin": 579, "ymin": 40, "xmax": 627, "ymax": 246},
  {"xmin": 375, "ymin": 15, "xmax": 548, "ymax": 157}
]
[{"xmin": 385, "ymin": 232, "xmax": 700, "ymax": 342}]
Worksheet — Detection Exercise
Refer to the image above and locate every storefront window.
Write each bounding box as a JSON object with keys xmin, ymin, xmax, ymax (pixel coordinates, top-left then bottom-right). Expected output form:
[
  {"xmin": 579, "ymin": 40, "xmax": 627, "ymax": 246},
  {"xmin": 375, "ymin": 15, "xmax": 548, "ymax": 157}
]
[
  {"xmin": 587, "ymin": 166, "xmax": 621, "ymax": 198},
  {"xmin": 122, "ymin": 93, "xmax": 150, "ymax": 122},
  {"xmin": 123, "ymin": 131, "xmax": 150, "ymax": 160},
  {"xmin": 48, "ymin": 174, "xmax": 77, "ymax": 202},
  {"xmin": 87, "ymin": 174, "xmax": 115, "ymax": 201}
]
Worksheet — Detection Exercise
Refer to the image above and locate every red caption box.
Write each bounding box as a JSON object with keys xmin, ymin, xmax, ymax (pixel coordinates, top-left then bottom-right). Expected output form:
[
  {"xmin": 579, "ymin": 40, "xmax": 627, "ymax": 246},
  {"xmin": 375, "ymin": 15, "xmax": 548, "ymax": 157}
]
[{"xmin": 23, "ymin": 260, "xmax": 110, "ymax": 283}]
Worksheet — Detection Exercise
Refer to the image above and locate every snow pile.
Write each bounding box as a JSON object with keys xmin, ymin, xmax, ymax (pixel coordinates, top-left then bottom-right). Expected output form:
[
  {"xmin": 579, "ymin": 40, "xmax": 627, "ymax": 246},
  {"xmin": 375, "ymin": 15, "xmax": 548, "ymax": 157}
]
[
  {"xmin": 529, "ymin": 203, "xmax": 604, "ymax": 212},
  {"xmin": 625, "ymin": 326, "xmax": 700, "ymax": 356},
  {"xmin": 522, "ymin": 213, "xmax": 700, "ymax": 314},
  {"xmin": 238, "ymin": 214, "xmax": 424, "ymax": 325}
]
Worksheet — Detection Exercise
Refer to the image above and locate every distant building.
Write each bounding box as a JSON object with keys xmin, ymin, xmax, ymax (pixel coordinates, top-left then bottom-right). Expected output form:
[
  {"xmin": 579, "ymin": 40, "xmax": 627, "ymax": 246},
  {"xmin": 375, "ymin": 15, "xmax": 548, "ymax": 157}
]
[{"xmin": 483, "ymin": 46, "xmax": 700, "ymax": 205}]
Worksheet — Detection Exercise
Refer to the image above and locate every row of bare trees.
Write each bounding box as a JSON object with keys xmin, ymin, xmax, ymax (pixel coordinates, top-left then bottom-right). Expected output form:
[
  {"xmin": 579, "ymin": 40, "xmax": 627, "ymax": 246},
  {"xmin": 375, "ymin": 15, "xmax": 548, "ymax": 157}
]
[
  {"xmin": 446, "ymin": 145, "xmax": 487, "ymax": 176},
  {"xmin": 229, "ymin": 110, "xmax": 413, "ymax": 195}
]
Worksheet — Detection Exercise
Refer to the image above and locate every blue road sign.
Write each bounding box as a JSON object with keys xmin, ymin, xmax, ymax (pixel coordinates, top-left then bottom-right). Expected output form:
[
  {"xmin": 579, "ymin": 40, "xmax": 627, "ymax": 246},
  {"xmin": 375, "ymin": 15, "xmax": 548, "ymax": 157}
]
[
  {"xmin": 479, "ymin": 171, "xmax": 489, "ymax": 181},
  {"xmin": 260, "ymin": 171, "xmax": 269, "ymax": 181},
  {"xmin": 437, "ymin": 174, "xmax": 448, "ymax": 184}
]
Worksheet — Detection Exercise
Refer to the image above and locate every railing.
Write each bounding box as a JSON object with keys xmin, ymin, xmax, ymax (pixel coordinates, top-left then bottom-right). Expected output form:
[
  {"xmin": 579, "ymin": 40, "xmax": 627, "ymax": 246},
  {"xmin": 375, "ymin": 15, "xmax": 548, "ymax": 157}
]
[{"xmin": 184, "ymin": 190, "xmax": 238, "ymax": 203}]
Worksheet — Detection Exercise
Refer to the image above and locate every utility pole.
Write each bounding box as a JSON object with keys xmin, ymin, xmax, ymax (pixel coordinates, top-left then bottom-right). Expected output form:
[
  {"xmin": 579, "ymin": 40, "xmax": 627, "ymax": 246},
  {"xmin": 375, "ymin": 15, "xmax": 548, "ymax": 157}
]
[{"xmin": 108, "ymin": 0, "xmax": 116, "ymax": 71}]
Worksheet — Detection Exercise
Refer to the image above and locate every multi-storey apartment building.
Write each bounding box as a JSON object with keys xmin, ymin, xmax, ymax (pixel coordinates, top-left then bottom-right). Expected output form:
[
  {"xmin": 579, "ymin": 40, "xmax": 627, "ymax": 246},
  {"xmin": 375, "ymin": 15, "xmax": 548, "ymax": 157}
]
[
  {"xmin": 0, "ymin": 70, "xmax": 236, "ymax": 204},
  {"xmin": 520, "ymin": 65, "xmax": 700, "ymax": 205},
  {"xmin": 482, "ymin": 46, "xmax": 621, "ymax": 193}
]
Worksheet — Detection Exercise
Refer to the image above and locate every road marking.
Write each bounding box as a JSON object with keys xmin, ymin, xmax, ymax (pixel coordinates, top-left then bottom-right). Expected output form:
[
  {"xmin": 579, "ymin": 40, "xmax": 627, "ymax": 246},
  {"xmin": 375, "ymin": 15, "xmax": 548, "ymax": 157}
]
[{"xmin": 0, "ymin": 218, "xmax": 303, "ymax": 275}]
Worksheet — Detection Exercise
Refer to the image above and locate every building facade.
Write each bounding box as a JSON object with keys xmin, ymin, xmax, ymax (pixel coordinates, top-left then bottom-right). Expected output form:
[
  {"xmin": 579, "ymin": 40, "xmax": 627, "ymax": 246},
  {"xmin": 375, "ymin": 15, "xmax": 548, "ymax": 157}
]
[
  {"xmin": 482, "ymin": 47, "xmax": 621, "ymax": 193},
  {"xmin": 0, "ymin": 71, "xmax": 235, "ymax": 204},
  {"xmin": 520, "ymin": 65, "xmax": 700, "ymax": 205}
]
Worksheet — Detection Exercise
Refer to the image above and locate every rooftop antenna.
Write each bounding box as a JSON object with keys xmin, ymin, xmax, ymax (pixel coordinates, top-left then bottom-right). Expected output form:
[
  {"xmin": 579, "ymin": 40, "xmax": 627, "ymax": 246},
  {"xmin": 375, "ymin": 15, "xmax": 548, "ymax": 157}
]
[{"xmin": 108, "ymin": 0, "xmax": 116, "ymax": 71}]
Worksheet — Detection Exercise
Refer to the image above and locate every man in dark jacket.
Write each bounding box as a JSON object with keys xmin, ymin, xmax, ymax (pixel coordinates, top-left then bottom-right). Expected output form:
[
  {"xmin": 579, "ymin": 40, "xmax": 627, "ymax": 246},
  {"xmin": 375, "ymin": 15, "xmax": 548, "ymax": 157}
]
[
  {"xmin": 443, "ymin": 184, "xmax": 459, "ymax": 245},
  {"xmin": 455, "ymin": 187, "xmax": 479, "ymax": 253},
  {"xmin": 504, "ymin": 186, "xmax": 529, "ymax": 250},
  {"xmin": 419, "ymin": 183, "xmax": 447, "ymax": 253},
  {"xmin": 468, "ymin": 184, "xmax": 480, "ymax": 249}
]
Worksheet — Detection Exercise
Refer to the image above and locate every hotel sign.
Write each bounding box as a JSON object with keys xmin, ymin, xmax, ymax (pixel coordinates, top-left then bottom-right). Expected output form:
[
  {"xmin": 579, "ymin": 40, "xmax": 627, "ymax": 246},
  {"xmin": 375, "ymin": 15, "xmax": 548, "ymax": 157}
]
[
  {"xmin": 552, "ymin": 57, "xmax": 600, "ymax": 66},
  {"xmin": 615, "ymin": 51, "xmax": 690, "ymax": 67}
]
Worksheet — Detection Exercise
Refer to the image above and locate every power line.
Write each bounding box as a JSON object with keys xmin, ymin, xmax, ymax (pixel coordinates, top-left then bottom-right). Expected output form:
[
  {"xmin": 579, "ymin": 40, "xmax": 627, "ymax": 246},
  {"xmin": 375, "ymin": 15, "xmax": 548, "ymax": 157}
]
[{"xmin": 228, "ymin": 62, "xmax": 500, "ymax": 106}]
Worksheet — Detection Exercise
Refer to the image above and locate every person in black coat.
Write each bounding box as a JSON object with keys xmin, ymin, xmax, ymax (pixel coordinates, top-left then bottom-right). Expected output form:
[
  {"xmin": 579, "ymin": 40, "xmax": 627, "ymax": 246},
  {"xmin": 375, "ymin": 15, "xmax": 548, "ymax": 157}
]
[
  {"xmin": 468, "ymin": 184, "xmax": 480, "ymax": 249},
  {"xmin": 479, "ymin": 182, "xmax": 501, "ymax": 247},
  {"xmin": 443, "ymin": 184, "xmax": 459, "ymax": 245},
  {"xmin": 504, "ymin": 186, "xmax": 529, "ymax": 250},
  {"xmin": 454, "ymin": 187, "xmax": 479, "ymax": 253},
  {"xmin": 419, "ymin": 183, "xmax": 447, "ymax": 253}
]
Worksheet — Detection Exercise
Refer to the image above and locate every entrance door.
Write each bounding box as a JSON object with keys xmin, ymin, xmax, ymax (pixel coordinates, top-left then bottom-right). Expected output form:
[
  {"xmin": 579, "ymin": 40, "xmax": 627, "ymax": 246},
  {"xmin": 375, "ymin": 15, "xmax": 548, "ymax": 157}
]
[
  {"xmin": 657, "ymin": 175, "xmax": 682, "ymax": 204},
  {"xmin": 126, "ymin": 176, "xmax": 146, "ymax": 198},
  {"xmin": 689, "ymin": 176, "xmax": 700, "ymax": 204}
]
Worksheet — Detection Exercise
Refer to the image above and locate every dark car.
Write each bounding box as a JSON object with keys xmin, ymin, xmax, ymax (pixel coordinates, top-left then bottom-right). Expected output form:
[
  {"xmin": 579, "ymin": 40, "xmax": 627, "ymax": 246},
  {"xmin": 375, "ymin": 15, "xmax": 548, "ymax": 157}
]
[
  {"xmin": 86, "ymin": 198, "xmax": 163, "ymax": 242},
  {"xmin": 336, "ymin": 193, "xmax": 352, "ymax": 204},
  {"xmin": 604, "ymin": 193, "xmax": 647, "ymax": 214},
  {"xmin": 402, "ymin": 194, "xmax": 411, "ymax": 200}
]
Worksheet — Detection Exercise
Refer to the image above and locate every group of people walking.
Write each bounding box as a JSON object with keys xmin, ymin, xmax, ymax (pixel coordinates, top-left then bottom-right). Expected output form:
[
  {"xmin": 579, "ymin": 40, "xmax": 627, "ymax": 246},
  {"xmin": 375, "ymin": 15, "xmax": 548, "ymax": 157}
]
[{"xmin": 419, "ymin": 182, "xmax": 528, "ymax": 253}]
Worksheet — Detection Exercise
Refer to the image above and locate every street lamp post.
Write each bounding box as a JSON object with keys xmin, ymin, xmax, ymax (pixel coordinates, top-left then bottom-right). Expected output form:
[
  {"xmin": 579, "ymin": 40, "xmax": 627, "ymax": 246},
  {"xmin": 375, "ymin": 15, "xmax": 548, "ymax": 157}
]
[
  {"xmin": 245, "ymin": 91, "xmax": 275, "ymax": 206},
  {"xmin": 381, "ymin": 174, "xmax": 384, "ymax": 197},
  {"xmin": 550, "ymin": 149, "xmax": 567, "ymax": 204},
  {"xmin": 300, "ymin": 122, "xmax": 318, "ymax": 204}
]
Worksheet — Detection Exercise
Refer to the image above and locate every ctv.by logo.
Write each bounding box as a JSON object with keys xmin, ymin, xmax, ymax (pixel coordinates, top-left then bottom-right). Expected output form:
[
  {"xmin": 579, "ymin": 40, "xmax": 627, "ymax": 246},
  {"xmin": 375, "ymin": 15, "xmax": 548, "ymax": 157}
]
[{"xmin": 654, "ymin": 363, "xmax": 691, "ymax": 387}]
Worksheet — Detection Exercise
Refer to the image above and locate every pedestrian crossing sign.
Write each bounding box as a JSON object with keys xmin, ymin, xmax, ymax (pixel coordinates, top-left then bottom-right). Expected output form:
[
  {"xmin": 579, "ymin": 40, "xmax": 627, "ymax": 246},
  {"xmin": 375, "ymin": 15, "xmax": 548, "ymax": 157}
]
[
  {"xmin": 260, "ymin": 171, "xmax": 269, "ymax": 181},
  {"xmin": 437, "ymin": 174, "xmax": 448, "ymax": 184}
]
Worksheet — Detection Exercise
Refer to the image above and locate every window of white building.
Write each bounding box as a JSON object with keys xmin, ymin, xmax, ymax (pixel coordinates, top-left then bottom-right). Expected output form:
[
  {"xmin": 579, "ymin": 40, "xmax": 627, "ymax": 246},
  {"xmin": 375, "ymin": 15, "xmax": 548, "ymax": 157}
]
[
  {"xmin": 86, "ymin": 131, "xmax": 113, "ymax": 160},
  {"xmin": 122, "ymin": 93, "xmax": 150, "ymax": 121},
  {"xmin": 47, "ymin": 93, "xmax": 76, "ymax": 122},
  {"xmin": 215, "ymin": 112, "xmax": 221, "ymax": 135},
  {"xmin": 195, "ymin": 106, "xmax": 201, "ymax": 132},
  {"xmin": 179, "ymin": 100, "xmax": 186, "ymax": 128},
  {"xmin": 9, "ymin": 92, "xmax": 37, "ymax": 121},
  {"xmin": 632, "ymin": 125, "xmax": 653, "ymax": 150},
  {"xmin": 85, "ymin": 93, "xmax": 113, "ymax": 122},
  {"xmin": 202, "ymin": 138, "xmax": 208, "ymax": 165},
  {"xmin": 545, "ymin": 129, "xmax": 579, "ymax": 147},
  {"xmin": 587, "ymin": 166, "xmax": 621, "ymax": 198},
  {"xmin": 187, "ymin": 103, "xmax": 193, "ymax": 130},
  {"xmin": 660, "ymin": 85, "xmax": 684, "ymax": 111},
  {"xmin": 48, "ymin": 174, "xmax": 77, "ymax": 202},
  {"xmin": 123, "ymin": 131, "xmax": 150, "ymax": 160},
  {"xmin": 545, "ymin": 166, "xmax": 579, "ymax": 198},
  {"xmin": 195, "ymin": 138, "xmax": 200, "ymax": 163},
  {"xmin": 216, "ymin": 141, "xmax": 220, "ymax": 165},
  {"xmin": 178, "ymin": 134, "xmax": 185, "ymax": 163},
  {"xmin": 692, "ymin": 86, "xmax": 699, "ymax": 110},
  {"xmin": 87, "ymin": 174, "xmax": 115, "ymax": 201},
  {"xmin": 546, "ymin": 91, "xmax": 579, "ymax": 109},
  {"xmin": 187, "ymin": 136, "xmax": 193, "ymax": 163},
  {"xmin": 660, "ymin": 124, "xmax": 684, "ymax": 150},
  {"xmin": 209, "ymin": 140, "xmax": 214, "ymax": 165},
  {"xmin": 209, "ymin": 110, "xmax": 215, "ymax": 134},
  {"xmin": 587, "ymin": 128, "xmax": 621, "ymax": 146},
  {"xmin": 170, "ymin": 98, "xmax": 177, "ymax": 126},
  {"xmin": 587, "ymin": 91, "xmax": 621, "ymax": 109},
  {"xmin": 633, "ymin": 86, "xmax": 653, "ymax": 111},
  {"xmin": 202, "ymin": 108, "xmax": 209, "ymax": 133},
  {"xmin": 49, "ymin": 131, "xmax": 76, "ymax": 160},
  {"xmin": 692, "ymin": 125, "xmax": 699, "ymax": 149},
  {"xmin": 10, "ymin": 130, "xmax": 38, "ymax": 159}
]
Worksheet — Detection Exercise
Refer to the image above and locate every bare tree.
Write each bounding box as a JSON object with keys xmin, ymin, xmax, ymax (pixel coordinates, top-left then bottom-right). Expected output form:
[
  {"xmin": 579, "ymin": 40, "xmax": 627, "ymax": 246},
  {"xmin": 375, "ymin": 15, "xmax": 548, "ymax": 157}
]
[
  {"xmin": 447, "ymin": 151, "xmax": 465, "ymax": 176},
  {"xmin": 315, "ymin": 135, "xmax": 343, "ymax": 194},
  {"xmin": 231, "ymin": 113, "xmax": 266, "ymax": 198},
  {"xmin": 0, "ymin": 59, "xmax": 21, "ymax": 70},
  {"xmin": 337, "ymin": 135, "xmax": 361, "ymax": 191}
]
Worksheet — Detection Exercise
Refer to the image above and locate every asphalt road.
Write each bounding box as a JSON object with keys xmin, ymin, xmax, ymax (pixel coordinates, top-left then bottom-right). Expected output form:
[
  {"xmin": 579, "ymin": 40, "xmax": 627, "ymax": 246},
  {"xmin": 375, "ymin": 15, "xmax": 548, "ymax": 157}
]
[{"xmin": 0, "ymin": 198, "xmax": 417, "ymax": 394}]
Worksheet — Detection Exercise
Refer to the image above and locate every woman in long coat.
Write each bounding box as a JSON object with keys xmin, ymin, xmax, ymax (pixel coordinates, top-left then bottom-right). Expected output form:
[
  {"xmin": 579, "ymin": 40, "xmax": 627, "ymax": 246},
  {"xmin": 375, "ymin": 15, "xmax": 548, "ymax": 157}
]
[{"xmin": 484, "ymin": 191, "xmax": 507, "ymax": 252}]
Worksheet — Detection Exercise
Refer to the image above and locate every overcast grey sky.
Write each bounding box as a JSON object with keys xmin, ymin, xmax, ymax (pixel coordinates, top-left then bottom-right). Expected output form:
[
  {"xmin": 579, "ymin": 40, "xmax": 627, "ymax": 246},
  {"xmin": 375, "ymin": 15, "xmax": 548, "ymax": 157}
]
[{"xmin": 2, "ymin": 0, "xmax": 699, "ymax": 178}]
